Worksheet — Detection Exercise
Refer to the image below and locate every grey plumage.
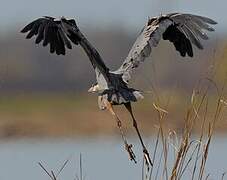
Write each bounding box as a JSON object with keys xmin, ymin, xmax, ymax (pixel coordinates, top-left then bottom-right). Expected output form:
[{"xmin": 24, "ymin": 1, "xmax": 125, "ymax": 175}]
[
  {"xmin": 21, "ymin": 16, "xmax": 111, "ymax": 91},
  {"xmin": 21, "ymin": 12, "xmax": 217, "ymax": 167},
  {"xmin": 114, "ymin": 13, "xmax": 217, "ymax": 84},
  {"xmin": 21, "ymin": 13, "xmax": 217, "ymax": 106}
]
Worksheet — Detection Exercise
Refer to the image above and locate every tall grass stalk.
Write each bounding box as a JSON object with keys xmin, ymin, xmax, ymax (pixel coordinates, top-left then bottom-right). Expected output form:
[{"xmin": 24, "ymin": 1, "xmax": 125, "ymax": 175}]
[{"xmin": 143, "ymin": 79, "xmax": 226, "ymax": 180}]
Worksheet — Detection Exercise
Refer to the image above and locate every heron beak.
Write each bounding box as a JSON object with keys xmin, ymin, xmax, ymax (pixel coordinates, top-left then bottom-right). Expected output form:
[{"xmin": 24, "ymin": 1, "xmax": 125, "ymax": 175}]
[
  {"xmin": 88, "ymin": 84, "xmax": 99, "ymax": 93},
  {"xmin": 88, "ymin": 86, "xmax": 94, "ymax": 93}
]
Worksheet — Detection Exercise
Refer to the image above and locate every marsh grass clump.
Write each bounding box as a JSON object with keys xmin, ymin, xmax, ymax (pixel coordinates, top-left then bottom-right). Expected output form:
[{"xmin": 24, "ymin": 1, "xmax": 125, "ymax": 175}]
[{"xmin": 143, "ymin": 79, "xmax": 226, "ymax": 180}]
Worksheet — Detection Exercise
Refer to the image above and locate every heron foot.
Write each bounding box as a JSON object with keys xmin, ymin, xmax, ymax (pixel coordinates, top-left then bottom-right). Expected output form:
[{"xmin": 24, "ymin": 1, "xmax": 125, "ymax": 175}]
[
  {"xmin": 125, "ymin": 143, "xmax": 137, "ymax": 163},
  {"xmin": 143, "ymin": 148, "xmax": 153, "ymax": 170}
]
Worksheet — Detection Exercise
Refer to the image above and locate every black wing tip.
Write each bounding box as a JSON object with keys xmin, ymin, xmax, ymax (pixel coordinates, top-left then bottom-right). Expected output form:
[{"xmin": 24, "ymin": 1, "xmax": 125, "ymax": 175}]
[
  {"xmin": 20, "ymin": 28, "xmax": 27, "ymax": 33},
  {"xmin": 21, "ymin": 16, "xmax": 57, "ymax": 33},
  {"xmin": 20, "ymin": 17, "xmax": 42, "ymax": 33},
  {"xmin": 25, "ymin": 35, "xmax": 32, "ymax": 39},
  {"xmin": 186, "ymin": 50, "xmax": 193, "ymax": 58},
  {"xmin": 21, "ymin": 22, "xmax": 33, "ymax": 33},
  {"xmin": 209, "ymin": 20, "xmax": 218, "ymax": 25},
  {"xmin": 21, "ymin": 15, "xmax": 78, "ymax": 56},
  {"xmin": 179, "ymin": 50, "xmax": 193, "ymax": 58},
  {"xmin": 49, "ymin": 47, "xmax": 66, "ymax": 56},
  {"xmin": 208, "ymin": 27, "xmax": 215, "ymax": 32},
  {"xmin": 21, "ymin": 23, "xmax": 33, "ymax": 33},
  {"xmin": 202, "ymin": 17, "xmax": 218, "ymax": 25}
]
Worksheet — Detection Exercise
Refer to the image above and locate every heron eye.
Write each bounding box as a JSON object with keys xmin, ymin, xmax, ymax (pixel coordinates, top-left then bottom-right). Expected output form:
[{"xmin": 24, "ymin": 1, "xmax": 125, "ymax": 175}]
[
  {"xmin": 123, "ymin": 63, "xmax": 127, "ymax": 67},
  {"xmin": 92, "ymin": 83, "xmax": 97, "ymax": 86}
]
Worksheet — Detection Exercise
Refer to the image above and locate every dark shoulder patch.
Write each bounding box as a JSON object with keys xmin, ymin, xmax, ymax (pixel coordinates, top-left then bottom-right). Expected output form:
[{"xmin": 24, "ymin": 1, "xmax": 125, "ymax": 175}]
[{"xmin": 163, "ymin": 25, "xmax": 193, "ymax": 57}]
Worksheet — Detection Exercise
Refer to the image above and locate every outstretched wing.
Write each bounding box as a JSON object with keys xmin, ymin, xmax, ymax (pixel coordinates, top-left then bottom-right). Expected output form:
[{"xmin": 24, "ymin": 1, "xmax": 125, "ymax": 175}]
[
  {"xmin": 21, "ymin": 16, "xmax": 109, "ymax": 78},
  {"xmin": 114, "ymin": 13, "xmax": 217, "ymax": 83}
]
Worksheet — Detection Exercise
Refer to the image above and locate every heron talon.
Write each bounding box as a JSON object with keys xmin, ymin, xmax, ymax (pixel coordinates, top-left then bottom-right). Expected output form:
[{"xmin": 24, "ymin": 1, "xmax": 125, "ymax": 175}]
[
  {"xmin": 125, "ymin": 143, "xmax": 137, "ymax": 163},
  {"xmin": 143, "ymin": 148, "xmax": 153, "ymax": 169}
]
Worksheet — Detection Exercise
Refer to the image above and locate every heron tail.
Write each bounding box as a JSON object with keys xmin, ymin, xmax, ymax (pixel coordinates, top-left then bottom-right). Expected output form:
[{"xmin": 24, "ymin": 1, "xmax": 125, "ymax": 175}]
[{"xmin": 98, "ymin": 88, "xmax": 143, "ymax": 109}]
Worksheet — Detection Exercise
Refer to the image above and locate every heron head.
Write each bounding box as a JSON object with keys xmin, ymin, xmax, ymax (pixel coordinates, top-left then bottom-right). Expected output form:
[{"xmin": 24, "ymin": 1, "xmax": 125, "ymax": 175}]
[{"xmin": 88, "ymin": 83, "xmax": 100, "ymax": 93}]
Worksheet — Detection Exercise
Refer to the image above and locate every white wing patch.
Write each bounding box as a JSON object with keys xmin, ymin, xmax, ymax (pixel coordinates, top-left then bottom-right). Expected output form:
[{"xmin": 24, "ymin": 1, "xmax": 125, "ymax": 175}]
[{"xmin": 95, "ymin": 67, "xmax": 108, "ymax": 90}]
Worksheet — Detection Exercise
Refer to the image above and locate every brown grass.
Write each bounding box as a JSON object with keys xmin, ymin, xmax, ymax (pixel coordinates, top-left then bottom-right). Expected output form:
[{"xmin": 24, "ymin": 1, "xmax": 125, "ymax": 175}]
[{"xmin": 141, "ymin": 77, "xmax": 226, "ymax": 180}]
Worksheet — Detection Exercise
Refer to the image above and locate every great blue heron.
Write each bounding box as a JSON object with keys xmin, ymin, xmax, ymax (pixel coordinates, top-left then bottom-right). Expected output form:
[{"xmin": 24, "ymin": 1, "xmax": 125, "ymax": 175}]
[{"xmin": 21, "ymin": 13, "xmax": 217, "ymax": 166}]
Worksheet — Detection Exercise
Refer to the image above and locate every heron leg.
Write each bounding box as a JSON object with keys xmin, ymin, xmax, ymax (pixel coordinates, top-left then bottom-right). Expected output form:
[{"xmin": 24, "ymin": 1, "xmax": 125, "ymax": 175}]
[
  {"xmin": 124, "ymin": 102, "xmax": 153, "ymax": 167},
  {"xmin": 105, "ymin": 101, "xmax": 137, "ymax": 163}
]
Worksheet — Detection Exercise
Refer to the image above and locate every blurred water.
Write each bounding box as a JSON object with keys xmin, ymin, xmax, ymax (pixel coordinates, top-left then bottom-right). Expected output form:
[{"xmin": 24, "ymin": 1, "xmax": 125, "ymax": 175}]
[{"xmin": 0, "ymin": 136, "xmax": 226, "ymax": 180}]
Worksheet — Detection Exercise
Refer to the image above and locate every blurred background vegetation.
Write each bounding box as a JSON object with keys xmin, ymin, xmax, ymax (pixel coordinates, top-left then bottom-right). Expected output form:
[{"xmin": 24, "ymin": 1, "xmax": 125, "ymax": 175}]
[{"xmin": 0, "ymin": 0, "xmax": 226, "ymax": 138}]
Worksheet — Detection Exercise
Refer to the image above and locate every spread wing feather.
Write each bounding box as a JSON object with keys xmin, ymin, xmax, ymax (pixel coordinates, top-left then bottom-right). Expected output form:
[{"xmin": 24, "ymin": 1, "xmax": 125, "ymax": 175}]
[
  {"xmin": 21, "ymin": 17, "xmax": 73, "ymax": 55},
  {"xmin": 114, "ymin": 13, "xmax": 217, "ymax": 83},
  {"xmin": 21, "ymin": 16, "xmax": 109, "ymax": 78}
]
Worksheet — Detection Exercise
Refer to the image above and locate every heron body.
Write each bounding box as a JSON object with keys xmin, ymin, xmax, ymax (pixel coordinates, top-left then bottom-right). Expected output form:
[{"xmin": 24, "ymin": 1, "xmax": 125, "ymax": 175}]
[{"xmin": 21, "ymin": 13, "xmax": 217, "ymax": 166}]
